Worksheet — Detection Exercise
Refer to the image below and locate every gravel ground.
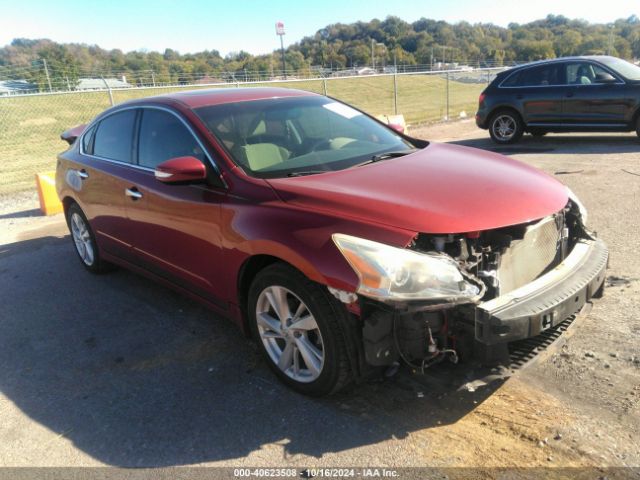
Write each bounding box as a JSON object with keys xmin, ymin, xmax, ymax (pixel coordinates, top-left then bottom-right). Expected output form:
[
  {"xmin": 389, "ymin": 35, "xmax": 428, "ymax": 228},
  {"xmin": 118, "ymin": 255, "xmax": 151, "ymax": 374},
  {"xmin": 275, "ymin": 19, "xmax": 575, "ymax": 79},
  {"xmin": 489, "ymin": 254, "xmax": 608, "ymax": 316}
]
[{"xmin": 0, "ymin": 121, "xmax": 639, "ymax": 471}]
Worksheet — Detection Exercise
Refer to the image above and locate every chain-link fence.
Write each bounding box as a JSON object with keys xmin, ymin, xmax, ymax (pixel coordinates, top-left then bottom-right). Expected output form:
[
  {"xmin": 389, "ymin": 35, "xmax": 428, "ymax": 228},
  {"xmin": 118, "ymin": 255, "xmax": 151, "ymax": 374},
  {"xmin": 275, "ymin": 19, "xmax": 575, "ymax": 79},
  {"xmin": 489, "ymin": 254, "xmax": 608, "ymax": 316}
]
[{"xmin": 0, "ymin": 68, "xmax": 504, "ymax": 196}]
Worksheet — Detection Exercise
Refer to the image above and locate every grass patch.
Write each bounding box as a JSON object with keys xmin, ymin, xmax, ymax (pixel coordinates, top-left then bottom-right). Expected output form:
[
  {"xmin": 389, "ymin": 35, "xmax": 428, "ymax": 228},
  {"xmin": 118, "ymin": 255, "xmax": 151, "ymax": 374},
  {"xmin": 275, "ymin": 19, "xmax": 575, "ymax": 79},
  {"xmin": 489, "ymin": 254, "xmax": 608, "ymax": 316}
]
[{"xmin": 0, "ymin": 75, "xmax": 485, "ymax": 195}]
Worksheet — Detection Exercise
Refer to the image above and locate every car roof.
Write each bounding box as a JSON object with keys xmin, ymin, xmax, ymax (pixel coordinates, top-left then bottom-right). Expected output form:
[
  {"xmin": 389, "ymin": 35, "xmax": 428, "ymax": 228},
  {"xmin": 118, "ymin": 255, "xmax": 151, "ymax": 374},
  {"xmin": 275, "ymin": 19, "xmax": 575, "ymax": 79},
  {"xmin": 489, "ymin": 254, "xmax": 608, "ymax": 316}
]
[
  {"xmin": 138, "ymin": 87, "xmax": 319, "ymax": 109},
  {"xmin": 507, "ymin": 55, "xmax": 617, "ymax": 72}
]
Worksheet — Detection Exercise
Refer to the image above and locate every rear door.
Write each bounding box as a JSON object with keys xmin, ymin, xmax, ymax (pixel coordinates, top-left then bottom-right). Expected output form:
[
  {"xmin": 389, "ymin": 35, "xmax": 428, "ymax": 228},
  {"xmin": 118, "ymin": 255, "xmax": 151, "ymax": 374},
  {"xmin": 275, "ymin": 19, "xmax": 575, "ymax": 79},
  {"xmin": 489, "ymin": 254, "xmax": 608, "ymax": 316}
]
[
  {"xmin": 500, "ymin": 64, "xmax": 564, "ymax": 125},
  {"xmin": 124, "ymin": 107, "xmax": 228, "ymax": 308},
  {"xmin": 76, "ymin": 108, "xmax": 139, "ymax": 259},
  {"xmin": 560, "ymin": 61, "xmax": 628, "ymax": 125}
]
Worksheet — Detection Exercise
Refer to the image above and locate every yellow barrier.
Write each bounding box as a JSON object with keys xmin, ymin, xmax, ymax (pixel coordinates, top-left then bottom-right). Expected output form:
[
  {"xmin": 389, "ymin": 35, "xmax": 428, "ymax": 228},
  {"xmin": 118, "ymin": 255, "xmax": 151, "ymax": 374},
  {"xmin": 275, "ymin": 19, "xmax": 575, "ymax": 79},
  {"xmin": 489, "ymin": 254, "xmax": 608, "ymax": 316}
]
[{"xmin": 35, "ymin": 171, "xmax": 63, "ymax": 216}]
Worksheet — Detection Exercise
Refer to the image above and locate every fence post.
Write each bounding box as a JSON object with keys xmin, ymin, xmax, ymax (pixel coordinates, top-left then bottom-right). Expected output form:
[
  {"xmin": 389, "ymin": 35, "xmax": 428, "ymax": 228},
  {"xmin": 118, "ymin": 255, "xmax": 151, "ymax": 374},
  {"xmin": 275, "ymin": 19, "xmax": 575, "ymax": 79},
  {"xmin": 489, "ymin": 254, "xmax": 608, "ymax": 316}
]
[
  {"xmin": 445, "ymin": 72, "xmax": 450, "ymax": 121},
  {"xmin": 393, "ymin": 73, "xmax": 398, "ymax": 115},
  {"xmin": 323, "ymin": 78, "xmax": 327, "ymax": 96},
  {"xmin": 101, "ymin": 77, "xmax": 114, "ymax": 106}
]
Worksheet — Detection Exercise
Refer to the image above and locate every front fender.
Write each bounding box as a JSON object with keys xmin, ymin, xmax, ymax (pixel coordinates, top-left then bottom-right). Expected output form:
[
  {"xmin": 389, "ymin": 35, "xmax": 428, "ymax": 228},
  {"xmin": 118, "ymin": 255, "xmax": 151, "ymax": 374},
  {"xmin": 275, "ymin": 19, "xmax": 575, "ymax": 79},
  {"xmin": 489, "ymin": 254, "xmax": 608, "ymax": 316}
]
[{"xmin": 219, "ymin": 199, "xmax": 417, "ymax": 300}]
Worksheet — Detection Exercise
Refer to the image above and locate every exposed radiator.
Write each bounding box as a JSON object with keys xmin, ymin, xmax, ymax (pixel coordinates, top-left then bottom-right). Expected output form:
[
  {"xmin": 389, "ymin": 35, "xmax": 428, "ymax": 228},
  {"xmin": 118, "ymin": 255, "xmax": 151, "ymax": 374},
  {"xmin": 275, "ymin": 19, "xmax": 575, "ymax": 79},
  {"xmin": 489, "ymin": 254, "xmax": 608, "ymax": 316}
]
[{"xmin": 497, "ymin": 215, "xmax": 561, "ymax": 295}]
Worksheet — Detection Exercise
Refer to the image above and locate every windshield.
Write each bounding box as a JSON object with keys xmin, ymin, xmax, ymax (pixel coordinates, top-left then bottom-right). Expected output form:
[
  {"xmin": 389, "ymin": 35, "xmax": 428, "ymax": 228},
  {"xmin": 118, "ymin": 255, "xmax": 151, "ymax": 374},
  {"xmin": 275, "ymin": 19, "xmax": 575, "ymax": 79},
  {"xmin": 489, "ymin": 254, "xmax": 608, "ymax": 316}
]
[
  {"xmin": 598, "ymin": 57, "xmax": 640, "ymax": 81},
  {"xmin": 194, "ymin": 96, "xmax": 415, "ymax": 178}
]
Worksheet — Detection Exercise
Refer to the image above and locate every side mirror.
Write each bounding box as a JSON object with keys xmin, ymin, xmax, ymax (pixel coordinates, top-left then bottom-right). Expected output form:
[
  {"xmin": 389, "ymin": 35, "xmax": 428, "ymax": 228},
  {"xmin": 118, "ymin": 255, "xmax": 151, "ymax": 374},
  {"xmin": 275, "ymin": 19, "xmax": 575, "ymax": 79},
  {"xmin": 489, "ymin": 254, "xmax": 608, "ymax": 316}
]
[
  {"xmin": 595, "ymin": 73, "xmax": 617, "ymax": 84},
  {"xmin": 154, "ymin": 156, "xmax": 207, "ymax": 184}
]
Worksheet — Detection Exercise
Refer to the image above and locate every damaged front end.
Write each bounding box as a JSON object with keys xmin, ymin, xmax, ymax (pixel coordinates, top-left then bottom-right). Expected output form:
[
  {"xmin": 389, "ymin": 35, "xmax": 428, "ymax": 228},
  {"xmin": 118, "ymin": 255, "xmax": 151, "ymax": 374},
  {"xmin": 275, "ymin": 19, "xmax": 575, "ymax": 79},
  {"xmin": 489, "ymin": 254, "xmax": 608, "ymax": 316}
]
[{"xmin": 332, "ymin": 196, "xmax": 608, "ymax": 371}]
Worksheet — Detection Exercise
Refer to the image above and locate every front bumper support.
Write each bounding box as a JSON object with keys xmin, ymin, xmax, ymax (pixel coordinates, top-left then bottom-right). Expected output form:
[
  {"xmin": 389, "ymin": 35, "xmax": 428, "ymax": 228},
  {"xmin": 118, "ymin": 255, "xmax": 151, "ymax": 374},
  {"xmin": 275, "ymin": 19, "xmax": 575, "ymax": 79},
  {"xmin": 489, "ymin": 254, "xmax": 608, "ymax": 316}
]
[{"xmin": 475, "ymin": 238, "xmax": 608, "ymax": 345}]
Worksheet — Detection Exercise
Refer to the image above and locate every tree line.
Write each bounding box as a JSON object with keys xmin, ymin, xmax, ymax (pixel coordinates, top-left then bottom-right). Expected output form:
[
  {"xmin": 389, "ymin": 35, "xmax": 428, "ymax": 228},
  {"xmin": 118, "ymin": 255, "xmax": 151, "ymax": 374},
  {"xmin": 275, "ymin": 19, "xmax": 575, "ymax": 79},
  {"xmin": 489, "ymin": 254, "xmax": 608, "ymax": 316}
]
[{"xmin": 2, "ymin": 14, "xmax": 640, "ymax": 90}]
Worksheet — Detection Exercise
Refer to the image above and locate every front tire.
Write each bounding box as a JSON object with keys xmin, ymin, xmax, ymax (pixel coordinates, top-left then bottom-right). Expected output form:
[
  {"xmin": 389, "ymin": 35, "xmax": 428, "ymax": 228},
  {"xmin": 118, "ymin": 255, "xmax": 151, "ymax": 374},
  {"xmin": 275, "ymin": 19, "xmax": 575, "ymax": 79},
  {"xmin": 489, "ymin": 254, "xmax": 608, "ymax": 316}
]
[
  {"xmin": 489, "ymin": 110, "xmax": 524, "ymax": 144},
  {"xmin": 66, "ymin": 203, "xmax": 114, "ymax": 274},
  {"xmin": 247, "ymin": 263, "xmax": 353, "ymax": 396}
]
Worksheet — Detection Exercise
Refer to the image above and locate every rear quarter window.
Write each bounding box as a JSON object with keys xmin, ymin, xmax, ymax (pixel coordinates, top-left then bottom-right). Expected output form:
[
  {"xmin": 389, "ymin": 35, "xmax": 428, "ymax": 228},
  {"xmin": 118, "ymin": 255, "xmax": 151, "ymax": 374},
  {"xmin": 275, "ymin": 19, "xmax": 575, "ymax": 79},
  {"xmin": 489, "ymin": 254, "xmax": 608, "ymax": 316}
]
[{"xmin": 81, "ymin": 125, "xmax": 96, "ymax": 155}]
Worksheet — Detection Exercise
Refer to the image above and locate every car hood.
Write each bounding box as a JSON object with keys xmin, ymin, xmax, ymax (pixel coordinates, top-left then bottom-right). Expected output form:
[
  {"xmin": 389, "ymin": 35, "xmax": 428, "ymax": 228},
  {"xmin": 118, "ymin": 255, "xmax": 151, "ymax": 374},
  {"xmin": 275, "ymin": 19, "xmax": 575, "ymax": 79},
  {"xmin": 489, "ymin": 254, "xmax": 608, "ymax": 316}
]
[{"xmin": 266, "ymin": 142, "xmax": 568, "ymax": 234}]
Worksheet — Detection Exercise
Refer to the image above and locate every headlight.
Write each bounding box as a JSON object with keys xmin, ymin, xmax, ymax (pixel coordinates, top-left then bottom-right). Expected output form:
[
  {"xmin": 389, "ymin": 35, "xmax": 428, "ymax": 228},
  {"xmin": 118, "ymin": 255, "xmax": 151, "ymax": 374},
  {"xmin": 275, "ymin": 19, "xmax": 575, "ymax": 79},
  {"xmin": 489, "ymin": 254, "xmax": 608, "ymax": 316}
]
[
  {"xmin": 566, "ymin": 187, "xmax": 588, "ymax": 226},
  {"xmin": 332, "ymin": 233, "xmax": 481, "ymax": 302}
]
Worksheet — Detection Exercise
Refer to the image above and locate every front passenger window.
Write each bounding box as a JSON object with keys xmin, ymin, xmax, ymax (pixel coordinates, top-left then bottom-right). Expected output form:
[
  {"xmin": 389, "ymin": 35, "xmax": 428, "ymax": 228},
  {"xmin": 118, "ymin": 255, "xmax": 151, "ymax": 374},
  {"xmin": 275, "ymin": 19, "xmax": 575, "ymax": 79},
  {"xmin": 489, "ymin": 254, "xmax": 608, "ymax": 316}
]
[{"xmin": 138, "ymin": 109, "xmax": 205, "ymax": 169}]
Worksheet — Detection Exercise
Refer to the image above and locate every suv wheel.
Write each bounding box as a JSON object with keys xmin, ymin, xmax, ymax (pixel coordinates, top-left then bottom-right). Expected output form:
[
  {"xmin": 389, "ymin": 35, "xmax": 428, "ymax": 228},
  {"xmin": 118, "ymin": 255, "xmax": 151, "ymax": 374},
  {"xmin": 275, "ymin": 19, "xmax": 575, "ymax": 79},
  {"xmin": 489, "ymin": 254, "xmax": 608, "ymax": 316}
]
[
  {"xmin": 66, "ymin": 203, "xmax": 114, "ymax": 274},
  {"xmin": 489, "ymin": 110, "xmax": 524, "ymax": 144},
  {"xmin": 247, "ymin": 263, "xmax": 353, "ymax": 396},
  {"xmin": 636, "ymin": 116, "xmax": 640, "ymax": 138}
]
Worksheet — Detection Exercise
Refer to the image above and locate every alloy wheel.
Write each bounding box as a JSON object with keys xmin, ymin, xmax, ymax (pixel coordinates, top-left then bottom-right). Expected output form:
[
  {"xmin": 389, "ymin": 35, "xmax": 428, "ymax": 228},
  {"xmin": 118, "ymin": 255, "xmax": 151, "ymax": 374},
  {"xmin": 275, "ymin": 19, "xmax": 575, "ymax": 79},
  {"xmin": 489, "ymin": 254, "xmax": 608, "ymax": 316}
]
[
  {"xmin": 255, "ymin": 285, "xmax": 325, "ymax": 383},
  {"xmin": 70, "ymin": 212, "xmax": 95, "ymax": 266},
  {"xmin": 492, "ymin": 114, "xmax": 517, "ymax": 141}
]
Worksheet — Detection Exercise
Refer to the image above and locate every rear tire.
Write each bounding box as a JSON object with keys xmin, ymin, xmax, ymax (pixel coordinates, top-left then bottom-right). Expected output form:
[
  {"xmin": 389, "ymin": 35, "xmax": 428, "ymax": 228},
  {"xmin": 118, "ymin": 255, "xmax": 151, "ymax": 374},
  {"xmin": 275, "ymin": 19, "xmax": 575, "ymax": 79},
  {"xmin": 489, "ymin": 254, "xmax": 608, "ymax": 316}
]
[
  {"xmin": 66, "ymin": 203, "xmax": 114, "ymax": 274},
  {"xmin": 635, "ymin": 116, "xmax": 640, "ymax": 138},
  {"xmin": 489, "ymin": 110, "xmax": 524, "ymax": 144},
  {"xmin": 247, "ymin": 263, "xmax": 353, "ymax": 396}
]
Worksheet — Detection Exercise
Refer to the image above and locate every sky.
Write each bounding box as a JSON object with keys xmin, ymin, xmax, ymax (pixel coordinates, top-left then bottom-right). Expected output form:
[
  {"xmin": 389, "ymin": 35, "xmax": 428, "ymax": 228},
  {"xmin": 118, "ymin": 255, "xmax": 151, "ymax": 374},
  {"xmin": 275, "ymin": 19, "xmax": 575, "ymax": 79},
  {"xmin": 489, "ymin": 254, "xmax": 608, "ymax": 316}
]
[{"xmin": 0, "ymin": 0, "xmax": 638, "ymax": 56}]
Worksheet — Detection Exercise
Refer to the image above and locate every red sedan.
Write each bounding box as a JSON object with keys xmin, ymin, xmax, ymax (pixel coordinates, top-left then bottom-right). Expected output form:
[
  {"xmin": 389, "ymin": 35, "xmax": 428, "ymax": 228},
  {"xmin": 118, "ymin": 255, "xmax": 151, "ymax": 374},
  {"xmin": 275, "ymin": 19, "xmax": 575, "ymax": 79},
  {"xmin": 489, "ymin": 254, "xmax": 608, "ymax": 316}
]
[{"xmin": 57, "ymin": 88, "xmax": 607, "ymax": 395}]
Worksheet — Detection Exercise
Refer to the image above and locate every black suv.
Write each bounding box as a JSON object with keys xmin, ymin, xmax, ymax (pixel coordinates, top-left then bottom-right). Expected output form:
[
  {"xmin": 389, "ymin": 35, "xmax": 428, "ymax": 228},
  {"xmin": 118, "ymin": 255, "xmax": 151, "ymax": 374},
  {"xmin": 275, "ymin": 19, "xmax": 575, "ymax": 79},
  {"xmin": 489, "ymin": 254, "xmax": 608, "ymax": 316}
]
[{"xmin": 476, "ymin": 56, "xmax": 640, "ymax": 143}]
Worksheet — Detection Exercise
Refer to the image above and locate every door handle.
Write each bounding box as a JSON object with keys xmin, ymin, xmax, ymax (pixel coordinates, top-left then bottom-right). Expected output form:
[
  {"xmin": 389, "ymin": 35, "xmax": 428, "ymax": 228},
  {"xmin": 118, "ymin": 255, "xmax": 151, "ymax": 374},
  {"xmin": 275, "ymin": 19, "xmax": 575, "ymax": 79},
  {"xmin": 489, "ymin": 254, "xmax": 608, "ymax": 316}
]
[
  {"xmin": 565, "ymin": 92, "xmax": 574, "ymax": 98},
  {"xmin": 77, "ymin": 169, "xmax": 89, "ymax": 180},
  {"xmin": 125, "ymin": 187, "xmax": 142, "ymax": 200},
  {"xmin": 515, "ymin": 94, "xmax": 523, "ymax": 100}
]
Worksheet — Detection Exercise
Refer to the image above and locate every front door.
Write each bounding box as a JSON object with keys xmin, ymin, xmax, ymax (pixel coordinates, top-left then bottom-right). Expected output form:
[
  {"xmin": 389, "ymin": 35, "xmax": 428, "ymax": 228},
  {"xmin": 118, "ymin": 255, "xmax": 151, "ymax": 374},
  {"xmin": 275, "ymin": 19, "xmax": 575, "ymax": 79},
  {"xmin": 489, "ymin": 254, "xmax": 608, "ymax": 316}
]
[
  {"xmin": 560, "ymin": 62, "xmax": 629, "ymax": 125},
  {"xmin": 124, "ymin": 107, "xmax": 228, "ymax": 309}
]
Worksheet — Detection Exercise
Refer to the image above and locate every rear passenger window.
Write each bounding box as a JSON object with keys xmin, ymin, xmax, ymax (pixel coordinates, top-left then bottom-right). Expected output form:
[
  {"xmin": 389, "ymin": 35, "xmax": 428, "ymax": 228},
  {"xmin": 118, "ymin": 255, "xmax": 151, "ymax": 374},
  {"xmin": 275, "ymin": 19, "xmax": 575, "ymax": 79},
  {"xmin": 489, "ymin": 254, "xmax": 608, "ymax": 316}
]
[
  {"xmin": 502, "ymin": 65, "xmax": 559, "ymax": 87},
  {"xmin": 93, "ymin": 110, "xmax": 137, "ymax": 163},
  {"xmin": 501, "ymin": 70, "xmax": 522, "ymax": 87},
  {"xmin": 138, "ymin": 109, "xmax": 205, "ymax": 169}
]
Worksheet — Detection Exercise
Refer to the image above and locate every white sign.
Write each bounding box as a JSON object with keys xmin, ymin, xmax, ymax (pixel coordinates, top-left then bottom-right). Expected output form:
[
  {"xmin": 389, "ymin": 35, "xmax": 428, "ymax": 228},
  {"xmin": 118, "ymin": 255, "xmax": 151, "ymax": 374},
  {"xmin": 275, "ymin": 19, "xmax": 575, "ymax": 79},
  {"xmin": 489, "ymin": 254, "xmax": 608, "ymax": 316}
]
[{"xmin": 275, "ymin": 21, "xmax": 285, "ymax": 35}]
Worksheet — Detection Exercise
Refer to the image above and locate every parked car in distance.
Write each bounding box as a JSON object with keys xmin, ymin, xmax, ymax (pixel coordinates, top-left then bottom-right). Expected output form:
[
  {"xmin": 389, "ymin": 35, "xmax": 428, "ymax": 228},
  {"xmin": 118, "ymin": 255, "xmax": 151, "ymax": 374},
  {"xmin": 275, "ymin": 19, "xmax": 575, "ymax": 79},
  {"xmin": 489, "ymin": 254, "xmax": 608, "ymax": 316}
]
[
  {"xmin": 476, "ymin": 55, "xmax": 640, "ymax": 143},
  {"xmin": 57, "ymin": 88, "xmax": 607, "ymax": 396}
]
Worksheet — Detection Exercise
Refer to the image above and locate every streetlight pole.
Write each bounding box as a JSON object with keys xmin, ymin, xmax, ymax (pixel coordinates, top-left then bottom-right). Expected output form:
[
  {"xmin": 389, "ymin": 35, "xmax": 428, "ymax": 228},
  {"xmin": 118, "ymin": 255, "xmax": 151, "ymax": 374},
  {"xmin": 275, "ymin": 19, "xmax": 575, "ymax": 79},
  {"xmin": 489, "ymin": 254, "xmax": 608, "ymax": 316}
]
[
  {"xmin": 371, "ymin": 39, "xmax": 375, "ymax": 70},
  {"xmin": 371, "ymin": 41, "xmax": 386, "ymax": 72}
]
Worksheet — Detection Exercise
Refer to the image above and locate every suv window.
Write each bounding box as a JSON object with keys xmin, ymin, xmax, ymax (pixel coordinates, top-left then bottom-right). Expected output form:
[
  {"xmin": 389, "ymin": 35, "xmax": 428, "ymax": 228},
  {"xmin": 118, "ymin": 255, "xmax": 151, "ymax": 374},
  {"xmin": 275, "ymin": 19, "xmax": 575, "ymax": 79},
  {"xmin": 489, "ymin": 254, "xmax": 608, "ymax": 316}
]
[
  {"xmin": 138, "ymin": 109, "xmax": 205, "ymax": 169},
  {"xmin": 502, "ymin": 64, "xmax": 559, "ymax": 87},
  {"xmin": 93, "ymin": 110, "xmax": 137, "ymax": 163},
  {"xmin": 565, "ymin": 62, "xmax": 615, "ymax": 85}
]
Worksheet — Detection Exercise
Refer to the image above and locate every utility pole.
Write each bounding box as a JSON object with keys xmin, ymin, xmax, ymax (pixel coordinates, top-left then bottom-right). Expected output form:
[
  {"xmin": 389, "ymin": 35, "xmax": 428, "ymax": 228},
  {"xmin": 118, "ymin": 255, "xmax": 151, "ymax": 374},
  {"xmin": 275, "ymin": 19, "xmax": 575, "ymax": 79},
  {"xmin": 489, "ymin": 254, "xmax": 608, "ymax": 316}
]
[
  {"xmin": 371, "ymin": 38, "xmax": 375, "ymax": 70},
  {"xmin": 42, "ymin": 58, "xmax": 52, "ymax": 92},
  {"xmin": 276, "ymin": 21, "xmax": 286, "ymax": 79},
  {"xmin": 151, "ymin": 70, "xmax": 156, "ymax": 87}
]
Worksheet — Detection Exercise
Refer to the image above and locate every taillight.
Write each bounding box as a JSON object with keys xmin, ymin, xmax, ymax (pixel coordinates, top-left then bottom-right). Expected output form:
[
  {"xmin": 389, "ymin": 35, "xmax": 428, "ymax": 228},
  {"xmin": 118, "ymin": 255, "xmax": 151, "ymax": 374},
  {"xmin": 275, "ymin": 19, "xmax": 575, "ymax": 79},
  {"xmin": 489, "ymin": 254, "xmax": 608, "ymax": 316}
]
[{"xmin": 478, "ymin": 92, "xmax": 486, "ymax": 107}]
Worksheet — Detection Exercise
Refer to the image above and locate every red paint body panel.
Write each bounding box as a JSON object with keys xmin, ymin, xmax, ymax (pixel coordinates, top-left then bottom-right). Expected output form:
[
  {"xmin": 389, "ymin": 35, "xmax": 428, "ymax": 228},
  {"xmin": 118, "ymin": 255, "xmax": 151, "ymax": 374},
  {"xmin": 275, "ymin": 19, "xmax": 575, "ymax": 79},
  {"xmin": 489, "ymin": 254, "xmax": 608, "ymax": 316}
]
[
  {"xmin": 56, "ymin": 88, "xmax": 570, "ymax": 331},
  {"xmin": 60, "ymin": 123, "xmax": 87, "ymax": 145},
  {"xmin": 267, "ymin": 142, "xmax": 568, "ymax": 234},
  {"xmin": 160, "ymin": 87, "xmax": 317, "ymax": 109}
]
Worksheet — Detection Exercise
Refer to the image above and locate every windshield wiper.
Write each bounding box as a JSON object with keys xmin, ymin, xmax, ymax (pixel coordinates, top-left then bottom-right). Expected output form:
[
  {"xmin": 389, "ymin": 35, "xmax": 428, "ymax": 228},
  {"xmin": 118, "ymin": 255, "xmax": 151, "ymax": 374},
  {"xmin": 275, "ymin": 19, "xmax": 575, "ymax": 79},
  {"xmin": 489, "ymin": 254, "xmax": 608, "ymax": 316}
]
[
  {"xmin": 356, "ymin": 150, "xmax": 416, "ymax": 167},
  {"xmin": 286, "ymin": 170, "xmax": 328, "ymax": 177}
]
